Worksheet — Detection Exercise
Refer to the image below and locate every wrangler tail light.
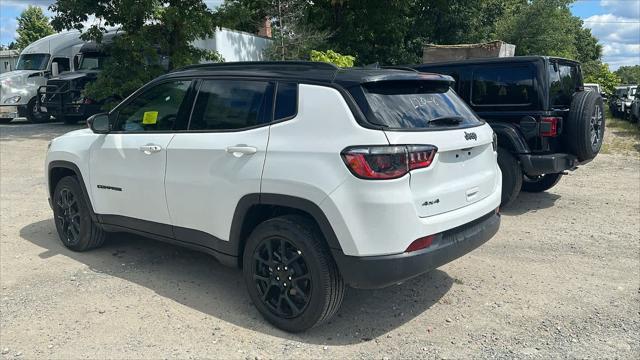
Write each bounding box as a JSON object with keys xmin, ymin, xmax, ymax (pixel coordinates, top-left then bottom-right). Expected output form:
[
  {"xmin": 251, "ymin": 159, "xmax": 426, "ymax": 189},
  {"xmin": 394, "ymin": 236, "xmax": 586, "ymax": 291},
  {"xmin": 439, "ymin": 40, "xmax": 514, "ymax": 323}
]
[
  {"xmin": 540, "ymin": 117, "xmax": 560, "ymax": 137},
  {"xmin": 341, "ymin": 145, "xmax": 437, "ymax": 180}
]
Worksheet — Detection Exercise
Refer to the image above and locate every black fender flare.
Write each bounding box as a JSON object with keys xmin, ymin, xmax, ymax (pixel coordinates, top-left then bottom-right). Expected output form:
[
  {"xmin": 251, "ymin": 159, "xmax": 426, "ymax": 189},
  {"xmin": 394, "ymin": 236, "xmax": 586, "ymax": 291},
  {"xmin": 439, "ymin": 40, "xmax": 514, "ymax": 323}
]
[
  {"xmin": 47, "ymin": 160, "xmax": 99, "ymax": 222},
  {"xmin": 229, "ymin": 193, "xmax": 344, "ymax": 258},
  {"xmin": 490, "ymin": 122, "xmax": 530, "ymax": 154}
]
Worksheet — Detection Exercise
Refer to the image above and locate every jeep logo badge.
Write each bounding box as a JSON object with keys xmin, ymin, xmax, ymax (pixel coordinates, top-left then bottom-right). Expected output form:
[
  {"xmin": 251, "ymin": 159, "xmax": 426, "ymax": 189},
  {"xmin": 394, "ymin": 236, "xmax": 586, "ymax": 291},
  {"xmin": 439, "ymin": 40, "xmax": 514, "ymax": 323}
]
[{"xmin": 464, "ymin": 131, "xmax": 478, "ymax": 141}]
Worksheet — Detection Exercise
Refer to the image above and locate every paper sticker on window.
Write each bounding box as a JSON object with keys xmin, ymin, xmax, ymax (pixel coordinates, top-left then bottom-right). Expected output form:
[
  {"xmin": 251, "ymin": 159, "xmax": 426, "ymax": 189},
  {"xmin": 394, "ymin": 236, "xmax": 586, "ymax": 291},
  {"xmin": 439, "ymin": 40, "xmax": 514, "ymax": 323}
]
[{"xmin": 142, "ymin": 111, "xmax": 158, "ymax": 124}]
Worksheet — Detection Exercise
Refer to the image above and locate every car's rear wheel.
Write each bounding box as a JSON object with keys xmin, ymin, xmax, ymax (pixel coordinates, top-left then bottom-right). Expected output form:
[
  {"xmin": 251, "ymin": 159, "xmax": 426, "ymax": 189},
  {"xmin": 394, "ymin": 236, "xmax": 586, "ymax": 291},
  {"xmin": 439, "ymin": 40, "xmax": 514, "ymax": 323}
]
[
  {"xmin": 497, "ymin": 147, "xmax": 522, "ymax": 207},
  {"xmin": 242, "ymin": 215, "xmax": 345, "ymax": 332},
  {"xmin": 53, "ymin": 176, "xmax": 105, "ymax": 251},
  {"xmin": 565, "ymin": 91, "xmax": 605, "ymax": 161},
  {"xmin": 522, "ymin": 173, "xmax": 563, "ymax": 193}
]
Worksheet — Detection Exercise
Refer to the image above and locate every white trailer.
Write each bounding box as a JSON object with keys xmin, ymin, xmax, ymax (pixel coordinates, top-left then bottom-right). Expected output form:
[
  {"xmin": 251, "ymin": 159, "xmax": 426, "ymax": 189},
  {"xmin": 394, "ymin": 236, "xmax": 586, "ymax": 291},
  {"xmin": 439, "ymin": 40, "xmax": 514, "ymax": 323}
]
[{"xmin": 0, "ymin": 31, "xmax": 85, "ymax": 123}]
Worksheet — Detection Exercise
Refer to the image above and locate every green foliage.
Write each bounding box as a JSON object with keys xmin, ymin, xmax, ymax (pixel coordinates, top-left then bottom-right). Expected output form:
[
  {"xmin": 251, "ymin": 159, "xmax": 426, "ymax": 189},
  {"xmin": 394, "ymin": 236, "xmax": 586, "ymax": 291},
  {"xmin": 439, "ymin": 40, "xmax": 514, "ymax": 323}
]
[
  {"xmin": 15, "ymin": 6, "xmax": 55, "ymax": 50},
  {"xmin": 494, "ymin": 0, "xmax": 600, "ymax": 62},
  {"xmin": 310, "ymin": 50, "xmax": 355, "ymax": 67},
  {"xmin": 50, "ymin": 0, "xmax": 222, "ymax": 108},
  {"xmin": 614, "ymin": 65, "xmax": 640, "ymax": 85},
  {"xmin": 582, "ymin": 61, "xmax": 621, "ymax": 95}
]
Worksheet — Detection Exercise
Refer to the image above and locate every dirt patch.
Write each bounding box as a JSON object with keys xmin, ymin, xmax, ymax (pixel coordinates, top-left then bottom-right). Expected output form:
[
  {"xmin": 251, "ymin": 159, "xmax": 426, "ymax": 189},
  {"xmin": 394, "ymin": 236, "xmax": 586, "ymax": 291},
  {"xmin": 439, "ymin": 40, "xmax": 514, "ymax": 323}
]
[{"xmin": 1, "ymin": 121, "xmax": 638, "ymax": 358}]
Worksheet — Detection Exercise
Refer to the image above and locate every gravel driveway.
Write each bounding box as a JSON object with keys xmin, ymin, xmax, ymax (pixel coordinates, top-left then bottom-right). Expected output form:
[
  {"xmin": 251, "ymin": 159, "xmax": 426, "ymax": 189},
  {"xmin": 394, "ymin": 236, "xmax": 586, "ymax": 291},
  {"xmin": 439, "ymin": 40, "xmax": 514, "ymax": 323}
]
[{"xmin": 1, "ymin": 120, "xmax": 638, "ymax": 359}]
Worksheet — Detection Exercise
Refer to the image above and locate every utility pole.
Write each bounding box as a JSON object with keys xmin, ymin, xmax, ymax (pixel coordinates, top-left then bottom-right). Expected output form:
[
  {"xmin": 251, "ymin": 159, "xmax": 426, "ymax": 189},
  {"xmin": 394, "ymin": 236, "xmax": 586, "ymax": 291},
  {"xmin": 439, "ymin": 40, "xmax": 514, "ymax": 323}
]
[{"xmin": 278, "ymin": 0, "xmax": 284, "ymax": 60}]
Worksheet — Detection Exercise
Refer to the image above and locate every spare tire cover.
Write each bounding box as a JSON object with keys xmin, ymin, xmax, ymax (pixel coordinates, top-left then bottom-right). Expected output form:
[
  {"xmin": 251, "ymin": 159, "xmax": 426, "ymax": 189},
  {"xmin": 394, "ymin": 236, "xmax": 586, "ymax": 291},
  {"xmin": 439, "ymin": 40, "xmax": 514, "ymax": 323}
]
[{"xmin": 564, "ymin": 90, "xmax": 605, "ymax": 161}]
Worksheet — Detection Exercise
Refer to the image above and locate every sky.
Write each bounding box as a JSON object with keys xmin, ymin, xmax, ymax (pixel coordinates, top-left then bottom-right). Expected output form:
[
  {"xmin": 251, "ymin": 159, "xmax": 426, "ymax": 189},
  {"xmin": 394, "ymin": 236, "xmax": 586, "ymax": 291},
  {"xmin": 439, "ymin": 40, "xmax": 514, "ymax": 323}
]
[{"xmin": 0, "ymin": 0, "xmax": 638, "ymax": 69}]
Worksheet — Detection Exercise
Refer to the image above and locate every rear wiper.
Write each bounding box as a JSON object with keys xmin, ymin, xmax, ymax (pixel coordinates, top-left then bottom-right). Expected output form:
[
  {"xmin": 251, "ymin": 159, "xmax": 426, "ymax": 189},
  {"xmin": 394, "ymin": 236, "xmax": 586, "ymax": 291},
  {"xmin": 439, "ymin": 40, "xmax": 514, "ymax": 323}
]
[{"xmin": 427, "ymin": 116, "xmax": 464, "ymax": 126}]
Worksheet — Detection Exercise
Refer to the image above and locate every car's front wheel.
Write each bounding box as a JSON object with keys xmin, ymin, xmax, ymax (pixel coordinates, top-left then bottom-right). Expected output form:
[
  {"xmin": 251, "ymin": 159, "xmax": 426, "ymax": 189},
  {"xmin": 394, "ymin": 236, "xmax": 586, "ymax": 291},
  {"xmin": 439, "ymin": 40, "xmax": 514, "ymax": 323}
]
[
  {"xmin": 242, "ymin": 215, "xmax": 345, "ymax": 332},
  {"xmin": 53, "ymin": 176, "xmax": 105, "ymax": 251}
]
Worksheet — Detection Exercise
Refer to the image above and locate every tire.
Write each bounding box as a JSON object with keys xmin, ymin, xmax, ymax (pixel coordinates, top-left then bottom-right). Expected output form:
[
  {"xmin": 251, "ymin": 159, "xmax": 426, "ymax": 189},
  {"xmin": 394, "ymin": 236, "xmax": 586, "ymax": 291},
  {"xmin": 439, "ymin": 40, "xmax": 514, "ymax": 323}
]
[
  {"xmin": 242, "ymin": 214, "xmax": 345, "ymax": 332},
  {"xmin": 565, "ymin": 91, "xmax": 605, "ymax": 161},
  {"xmin": 497, "ymin": 147, "xmax": 522, "ymax": 207},
  {"xmin": 25, "ymin": 97, "xmax": 49, "ymax": 123},
  {"xmin": 0, "ymin": 118, "xmax": 12, "ymax": 124},
  {"xmin": 52, "ymin": 176, "xmax": 106, "ymax": 251},
  {"xmin": 522, "ymin": 173, "xmax": 563, "ymax": 193}
]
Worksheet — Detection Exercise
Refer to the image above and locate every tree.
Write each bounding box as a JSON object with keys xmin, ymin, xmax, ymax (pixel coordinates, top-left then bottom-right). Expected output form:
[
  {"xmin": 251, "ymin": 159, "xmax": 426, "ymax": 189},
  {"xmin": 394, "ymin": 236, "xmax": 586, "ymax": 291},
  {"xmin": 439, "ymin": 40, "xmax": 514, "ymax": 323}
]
[
  {"xmin": 495, "ymin": 0, "xmax": 571, "ymax": 58},
  {"xmin": 50, "ymin": 0, "xmax": 221, "ymax": 107},
  {"xmin": 15, "ymin": 6, "xmax": 55, "ymax": 50},
  {"xmin": 582, "ymin": 61, "xmax": 621, "ymax": 95},
  {"xmin": 615, "ymin": 65, "xmax": 640, "ymax": 85}
]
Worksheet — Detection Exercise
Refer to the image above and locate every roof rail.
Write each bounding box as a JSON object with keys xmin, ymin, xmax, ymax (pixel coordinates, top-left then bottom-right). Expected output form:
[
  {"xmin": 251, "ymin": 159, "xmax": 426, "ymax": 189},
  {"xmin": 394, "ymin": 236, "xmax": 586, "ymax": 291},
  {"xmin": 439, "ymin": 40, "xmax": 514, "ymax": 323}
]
[
  {"xmin": 381, "ymin": 66, "xmax": 418, "ymax": 72},
  {"xmin": 173, "ymin": 61, "xmax": 339, "ymax": 73}
]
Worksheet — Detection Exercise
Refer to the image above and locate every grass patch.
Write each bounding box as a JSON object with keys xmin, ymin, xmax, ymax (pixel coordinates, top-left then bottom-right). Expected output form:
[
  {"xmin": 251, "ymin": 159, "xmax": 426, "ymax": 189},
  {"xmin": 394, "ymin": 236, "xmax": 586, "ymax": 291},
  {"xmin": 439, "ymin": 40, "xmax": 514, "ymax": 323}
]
[{"xmin": 601, "ymin": 108, "xmax": 640, "ymax": 155}]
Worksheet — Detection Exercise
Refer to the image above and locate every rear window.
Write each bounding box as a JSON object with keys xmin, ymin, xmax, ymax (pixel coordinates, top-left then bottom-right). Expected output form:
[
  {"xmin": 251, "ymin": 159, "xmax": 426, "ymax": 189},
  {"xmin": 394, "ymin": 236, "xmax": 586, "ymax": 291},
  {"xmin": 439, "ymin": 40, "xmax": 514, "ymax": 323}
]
[
  {"xmin": 471, "ymin": 66, "xmax": 535, "ymax": 106},
  {"xmin": 355, "ymin": 81, "xmax": 482, "ymax": 129}
]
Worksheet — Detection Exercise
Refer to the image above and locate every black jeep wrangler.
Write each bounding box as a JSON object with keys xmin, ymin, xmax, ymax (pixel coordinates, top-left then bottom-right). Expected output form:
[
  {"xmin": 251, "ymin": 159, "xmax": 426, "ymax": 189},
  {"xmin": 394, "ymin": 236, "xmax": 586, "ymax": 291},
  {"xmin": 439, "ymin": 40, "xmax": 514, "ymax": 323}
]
[{"xmin": 415, "ymin": 56, "xmax": 605, "ymax": 206}]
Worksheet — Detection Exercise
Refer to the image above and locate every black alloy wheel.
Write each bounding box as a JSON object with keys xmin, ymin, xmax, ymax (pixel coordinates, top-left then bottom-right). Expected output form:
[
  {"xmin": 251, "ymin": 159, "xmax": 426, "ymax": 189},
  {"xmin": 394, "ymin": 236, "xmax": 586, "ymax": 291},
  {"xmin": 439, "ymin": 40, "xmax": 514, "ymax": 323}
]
[
  {"xmin": 55, "ymin": 187, "xmax": 82, "ymax": 246},
  {"xmin": 253, "ymin": 236, "xmax": 312, "ymax": 319},
  {"xmin": 590, "ymin": 104, "xmax": 604, "ymax": 152}
]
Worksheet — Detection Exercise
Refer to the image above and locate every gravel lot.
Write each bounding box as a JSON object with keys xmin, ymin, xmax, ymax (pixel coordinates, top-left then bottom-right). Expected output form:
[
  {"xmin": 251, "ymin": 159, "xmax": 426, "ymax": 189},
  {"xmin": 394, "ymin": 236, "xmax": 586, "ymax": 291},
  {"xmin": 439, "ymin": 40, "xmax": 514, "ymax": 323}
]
[{"xmin": 1, "ymin": 120, "xmax": 638, "ymax": 359}]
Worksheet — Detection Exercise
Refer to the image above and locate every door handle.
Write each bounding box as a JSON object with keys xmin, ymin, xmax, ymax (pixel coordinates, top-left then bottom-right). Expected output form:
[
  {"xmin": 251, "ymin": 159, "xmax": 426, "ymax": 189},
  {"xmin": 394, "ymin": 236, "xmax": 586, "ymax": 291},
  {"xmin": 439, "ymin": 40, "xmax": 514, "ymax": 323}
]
[
  {"xmin": 226, "ymin": 145, "xmax": 257, "ymax": 157},
  {"xmin": 139, "ymin": 144, "xmax": 162, "ymax": 154}
]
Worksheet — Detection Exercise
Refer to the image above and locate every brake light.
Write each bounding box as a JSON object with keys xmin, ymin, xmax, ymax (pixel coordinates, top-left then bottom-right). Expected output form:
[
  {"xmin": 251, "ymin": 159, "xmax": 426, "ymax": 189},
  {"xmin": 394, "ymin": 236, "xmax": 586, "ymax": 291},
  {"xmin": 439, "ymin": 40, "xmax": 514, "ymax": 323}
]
[
  {"xmin": 341, "ymin": 145, "xmax": 437, "ymax": 180},
  {"xmin": 83, "ymin": 98, "xmax": 94, "ymax": 104},
  {"xmin": 405, "ymin": 235, "xmax": 435, "ymax": 252},
  {"xmin": 540, "ymin": 117, "xmax": 559, "ymax": 137}
]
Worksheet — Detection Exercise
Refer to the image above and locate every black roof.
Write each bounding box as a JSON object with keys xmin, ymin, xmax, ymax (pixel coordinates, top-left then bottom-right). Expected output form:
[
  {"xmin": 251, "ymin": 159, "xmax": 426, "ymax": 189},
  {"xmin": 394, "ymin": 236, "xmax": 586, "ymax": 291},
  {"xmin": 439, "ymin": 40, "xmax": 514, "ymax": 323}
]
[
  {"xmin": 163, "ymin": 61, "xmax": 454, "ymax": 87},
  {"xmin": 414, "ymin": 56, "xmax": 580, "ymax": 68}
]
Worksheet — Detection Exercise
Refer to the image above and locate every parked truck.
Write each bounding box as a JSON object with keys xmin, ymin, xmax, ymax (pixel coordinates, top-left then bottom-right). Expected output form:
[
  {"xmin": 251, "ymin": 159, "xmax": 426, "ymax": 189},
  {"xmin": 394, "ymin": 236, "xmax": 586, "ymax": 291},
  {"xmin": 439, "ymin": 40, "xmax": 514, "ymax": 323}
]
[{"xmin": 0, "ymin": 31, "xmax": 85, "ymax": 123}]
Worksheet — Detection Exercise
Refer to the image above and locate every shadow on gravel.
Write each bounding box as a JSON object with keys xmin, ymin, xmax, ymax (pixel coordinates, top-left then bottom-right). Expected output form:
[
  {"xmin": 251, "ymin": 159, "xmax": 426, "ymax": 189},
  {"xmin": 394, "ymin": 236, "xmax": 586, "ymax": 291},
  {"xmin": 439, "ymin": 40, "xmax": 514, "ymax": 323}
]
[
  {"xmin": 500, "ymin": 191, "xmax": 561, "ymax": 216},
  {"xmin": 0, "ymin": 120, "xmax": 83, "ymax": 142},
  {"xmin": 20, "ymin": 219, "xmax": 453, "ymax": 345}
]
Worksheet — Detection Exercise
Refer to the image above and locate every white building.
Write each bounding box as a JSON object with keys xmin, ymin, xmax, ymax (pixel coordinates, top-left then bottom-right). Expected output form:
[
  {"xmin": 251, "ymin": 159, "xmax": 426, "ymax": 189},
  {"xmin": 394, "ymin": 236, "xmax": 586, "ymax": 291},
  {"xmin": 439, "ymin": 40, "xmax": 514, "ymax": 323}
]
[{"xmin": 0, "ymin": 50, "xmax": 20, "ymax": 74}]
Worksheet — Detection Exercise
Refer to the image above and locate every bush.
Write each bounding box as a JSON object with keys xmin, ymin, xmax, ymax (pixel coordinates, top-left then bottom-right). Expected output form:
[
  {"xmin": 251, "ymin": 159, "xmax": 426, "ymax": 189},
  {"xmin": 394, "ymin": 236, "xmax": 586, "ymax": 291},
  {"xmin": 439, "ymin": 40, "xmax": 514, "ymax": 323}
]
[{"xmin": 310, "ymin": 50, "xmax": 355, "ymax": 68}]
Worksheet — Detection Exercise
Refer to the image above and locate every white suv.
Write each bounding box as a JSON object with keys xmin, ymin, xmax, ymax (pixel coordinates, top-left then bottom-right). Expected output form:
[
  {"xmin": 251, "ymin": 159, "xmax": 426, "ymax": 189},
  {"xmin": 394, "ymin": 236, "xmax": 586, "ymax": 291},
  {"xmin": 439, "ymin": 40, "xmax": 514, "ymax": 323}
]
[{"xmin": 45, "ymin": 62, "xmax": 502, "ymax": 332}]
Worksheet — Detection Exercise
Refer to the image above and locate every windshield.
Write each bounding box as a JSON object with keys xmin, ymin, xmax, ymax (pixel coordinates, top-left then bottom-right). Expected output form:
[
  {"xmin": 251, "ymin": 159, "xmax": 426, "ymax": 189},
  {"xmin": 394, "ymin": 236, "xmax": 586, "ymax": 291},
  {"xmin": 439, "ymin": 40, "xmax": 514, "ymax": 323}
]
[
  {"xmin": 354, "ymin": 80, "xmax": 482, "ymax": 129},
  {"xmin": 15, "ymin": 53, "xmax": 50, "ymax": 70},
  {"xmin": 584, "ymin": 85, "xmax": 598, "ymax": 92},
  {"xmin": 78, "ymin": 54, "xmax": 104, "ymax": 70}
]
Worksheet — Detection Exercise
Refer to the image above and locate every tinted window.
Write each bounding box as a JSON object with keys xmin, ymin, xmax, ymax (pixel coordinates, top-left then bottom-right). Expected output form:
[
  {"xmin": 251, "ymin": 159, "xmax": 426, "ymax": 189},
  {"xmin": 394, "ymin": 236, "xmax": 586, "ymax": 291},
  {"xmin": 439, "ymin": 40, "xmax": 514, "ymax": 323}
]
[
  {"xmin": 115, "ymin": 80, "xmax": 191, "ymax": 132},
  {"xmin": 189, "ymin": 80, "xmax": 272, "ymax": 131},
  {"xmin": 274, "ymin": 82, "xmax": 297, "ymax": 120},
  {"xmin": 550, "ymin": 63, "xmax": 580, "ymax": 107},
  {"xmin": 472, "ymin": 66, "xmax": 534, "ymax": 105},
  {"xmin": 357, "ymin": 80, "xmax": 481, "ymax": 129},
  {"xmin": 52, "ymin": 57, "xmax": 70, "ymax": 73}
]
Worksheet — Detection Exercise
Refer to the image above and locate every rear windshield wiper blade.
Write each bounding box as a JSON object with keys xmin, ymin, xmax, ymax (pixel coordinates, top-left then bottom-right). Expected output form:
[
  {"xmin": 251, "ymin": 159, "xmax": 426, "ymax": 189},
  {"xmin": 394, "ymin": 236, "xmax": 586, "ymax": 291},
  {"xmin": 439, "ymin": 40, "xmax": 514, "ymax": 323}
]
[{"xmin": 427, "ymin": 116, "xmax": 464, "ymax": 126}]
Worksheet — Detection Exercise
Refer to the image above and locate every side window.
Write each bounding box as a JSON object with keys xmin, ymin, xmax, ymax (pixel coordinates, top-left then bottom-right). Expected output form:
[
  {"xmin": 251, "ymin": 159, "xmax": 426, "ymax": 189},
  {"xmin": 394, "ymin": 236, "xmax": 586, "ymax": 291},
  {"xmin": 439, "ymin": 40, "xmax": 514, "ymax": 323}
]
[
  {"xmin": 52, "ymin": 57, "xmax": 70, "ymax": 73},
  {"xmin": 471, "ymin": 66, "xmax": 534, "ymax": 106},
  {"xmin": 550, "ymin": 63, "xmax": 580, "ymax": 107},
  {"xmin": 189, "ymin": 80, "xmax": 273, "ymax": 131},
  {"xmin": 115, "ymin": 80, "xmax": 191, "ymax": 132},
  {"xmin": 274, "ymin": 82, "xmax": 298, "ymax": 120}
]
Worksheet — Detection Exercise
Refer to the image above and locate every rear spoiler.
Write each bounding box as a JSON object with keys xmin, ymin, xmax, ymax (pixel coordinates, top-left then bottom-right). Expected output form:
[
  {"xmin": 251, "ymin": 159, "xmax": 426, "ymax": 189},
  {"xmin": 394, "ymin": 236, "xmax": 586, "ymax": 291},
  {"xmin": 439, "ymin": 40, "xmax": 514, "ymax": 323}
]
[{"xmin": 359, "ymin": 72, "xmax": 455, "ymax": 85}]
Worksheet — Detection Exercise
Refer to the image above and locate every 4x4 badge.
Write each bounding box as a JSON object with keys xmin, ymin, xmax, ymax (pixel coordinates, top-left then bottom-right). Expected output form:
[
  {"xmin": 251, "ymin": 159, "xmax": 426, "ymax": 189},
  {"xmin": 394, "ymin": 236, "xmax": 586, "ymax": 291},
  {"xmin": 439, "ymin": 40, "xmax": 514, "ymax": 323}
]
[{"xmin": 464, "ymin": 131, "xmax": 478, "ymax": 141}]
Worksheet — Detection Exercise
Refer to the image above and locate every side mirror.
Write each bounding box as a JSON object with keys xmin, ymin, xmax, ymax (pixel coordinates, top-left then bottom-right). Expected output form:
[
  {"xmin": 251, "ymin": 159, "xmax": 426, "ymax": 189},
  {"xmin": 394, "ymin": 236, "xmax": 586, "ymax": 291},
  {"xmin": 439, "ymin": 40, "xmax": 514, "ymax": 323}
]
[
  {"xmin": 51, "ymin": 62, "xmax": 59, "ymax": 77},
  {"xmin": 87, "ymin": 113, "xmax": 111, "ymax": 134}
]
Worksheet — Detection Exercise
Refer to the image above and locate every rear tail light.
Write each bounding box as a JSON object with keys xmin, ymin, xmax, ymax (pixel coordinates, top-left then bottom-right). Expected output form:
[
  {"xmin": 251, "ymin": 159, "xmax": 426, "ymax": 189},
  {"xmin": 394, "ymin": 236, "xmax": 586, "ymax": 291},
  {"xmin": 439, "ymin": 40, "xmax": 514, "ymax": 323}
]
[
  {"xmin": 405, "ymin": 235, "xmax": 435, "ymax": 252},
  {"xmin": 540, "ymin": 117, "xmax": 559, "ymax": 137},
  {"xmin": 83, "ymin": 98, "xmax": 94, "ymax": 104},
  {"xmin": 341, "ymin": 145, "xmax": 437, "ymax": 180}
]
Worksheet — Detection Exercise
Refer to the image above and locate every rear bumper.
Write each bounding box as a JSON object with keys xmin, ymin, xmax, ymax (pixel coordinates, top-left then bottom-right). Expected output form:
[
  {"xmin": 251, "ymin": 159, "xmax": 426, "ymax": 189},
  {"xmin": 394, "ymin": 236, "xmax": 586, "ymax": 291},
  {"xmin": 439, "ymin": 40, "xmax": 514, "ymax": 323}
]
[
  {"xmin": 519, "ymin": 153, "xmax": 578, "ymax": 176},
  {"xmin": 332, "ymin": 211, "xmax": 500, "ymax": 289}
]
